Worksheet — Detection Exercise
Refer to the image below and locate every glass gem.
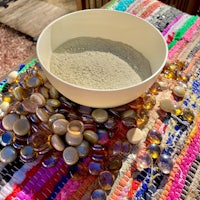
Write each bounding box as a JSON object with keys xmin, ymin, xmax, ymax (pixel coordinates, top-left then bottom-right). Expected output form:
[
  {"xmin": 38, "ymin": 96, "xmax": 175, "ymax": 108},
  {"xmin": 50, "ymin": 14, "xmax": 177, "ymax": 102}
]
[
  {"xmin": 168, "ymin": 64, "xmax": 178, "ymax": 71},
  {"xmin": 39, "ymin": 86, "xmax": 49, "ymax": 99},
  {"xmin": 71, "ymin": 163, "xmax": 89, "ymax": 180},
  {"xmin": 14, "ymin": 102, "xmax": 28, "ymax": 115},
  {"xmin": 91, "ymin": 189, "xmax": 107, "ymax": 200},
  {"xmin": 122, "ymin": 117, "xmax": 137, "ymax": 128},
  {"xmin": 122, "ymin": 141, "xmax": 132, "ymax": 155},
  {"xmin": 88, "ymin": 161, "xmax": 104, "ymax": 175},
  {"xmin": 36, "ymin": 107, "xmax": 50, "ymax": 123},
  {"xmin": 143, "ymin": 95, "xmax": 156, "ymax": 110},
  {"xmin": 78, "ymin": 105, "xmax": 92, "ymax": 114},
  {"xmin": 27, "ymin": 114, "xmax": 40, "ymax": 123},
  {"xmin": 84, "ymin": 123, "xmax": 96, "ymax": 132},
  {"xmin": 182, "ymin": 108, "xmax": 194, "ymax": 122},
  {"xmin": 136, "ymin": 115, "xmax": 149, "ymax": 128},
  {"xmin": 65, "ymin": 132, "xmax": 83, "ymax": 146},
  {"xmin": 136, "ymin": 153, "xmax": 152, "ymax": 171},
  {"xmin": 37, "ymin": 69, "xmax": 47, "ymax": 82},
  {"xmin": 42, "ymin": 151, "xmax": 60, "ymax": 168},
  {"xmin": 112, "ymin": 105, "xmax": 129, "ymax": 112},
  {"xmin": 157, "ymin": 81, "xmax": 168, "ymax": 90},
  {"xmin": 126, "ymin": 128, "xmax": 144, "ymax": 145},
  {"xmin": 67, "ymin": 120, "xmax": 84, "ymax": 135},
  {"xmin": 28, "ymin": 130, "xmax": 50, "ymax": 152},
  {"xmin": 13, "ymin": 139, "xmax": 26, "ymax": 149},
  {"xmin": 106, "ymin": 156, "xmax": 122, "ymax": 172},
  {"xmin": 158, "ymin": 154, "xmax": 173, "ymax": 174},
  {"xmin": 30, "ymin": 92, "xmax": 46, "ymax": 107},
  {"xmin": 128, "ymin": 97, "xmax": 144, "ymax": 109},
  {"xmin": 148, "ymin": 82, "xmax": 161, "ymax": 95},
  {"xmin": 46, "ymin": 99, "xmax": 61, "ymax": 108},
  {"xmin": 147, "ymin": 144, "xmax": 161, "ymax": 159},
  {"xmin": 175, "ymin": 61, "xmax": 185, "ymax": 70},
  {"xmin": 92, "ymin": 109, "xmax": 108, "ymax": 124},
  {"xmin": 50, "ymin": 134, "xmax": 65, "ymax": 152},
  {"xmin": 14, "ymin": 133, "xmax": 28, "ymax": 141},
  {"xmin": 76, "ymin": 140, "xmax": 90, "ymax": 158},
  {"xmin": 164, "ymin": 70, "xmax": 175, "ymax": 79},
  {"xmin": 137, "ymin": 108, "xmax": 148, "ymax": 118},
  {"xmin": 66, "ymin": 111, "xmax": 79, "ymax": 121},
  {"xmin": 98, "ymin": 171, "xmax": 115, "ymax": 191},
  {"xmin": 147, "ymin": 130, "xmax": 162, "ymax": 144},
  {"xmin": 121, "ymin": 109, "xmax": 136, "ymax": 119},
  {"xmin": 49, "ymin": 87, "xmax": 60, "ymax": 99},
  {"xmin": 20, "ymin": 145, "xmax": 37, "ymax": 162},
  {"xmin": 177, "ymin": 74, "xmax": 188, "ymax": 82},
  {"xmin": 0, "ymin": 146, "xmax": 17, "ymax": 163},
  {"xmin": 160, "ymin": 98, "xmax": 175, "ymax": 113},
  {"xmin": 104, "ymin": 117, "xmax": 117, "ymax": 130},
  {"xmin": 48, "ymin": 113, "xmax": 65, "ymax": 127},
  {"xmin": 63, "ymin": 146, "xmax": 79, "ymax": 166},
  {"xmin": 13, "ymin": 118, "xmax": 30, "ymax": 136},
  {"xmin": 2, "ymin": 113, "xmax": 19, "ymax": 130},
  {"xmin": 81, "ymin": 114, "xmax": 94, "ymax": 124},
  {"xmin": 92, "ymin": 154, "xmax": 105, "ymax": 162},
  {"xmin": 83, "ymin": 130, "xmax": 99, "ymax": 144},
  {"xmin": 171, "ymin": 104, "xmax": 182, "ymax": 116},
  {"xmin": 2, "ymin": 94, "xmax": 12, "ymax": 103},
  {"xmin": 7, "ymin": 71, "xmax": 19, "ymax": 84},
  {"xmin": 52, "ymin": 118, "xmax": 69, "ymax": 135},
  {"xmin": 173, "ymin": 85, "xmax": 186, "ymax": 98},
  {"xmin": 59, "ymin": 96, "xmax": 74, "ymax": 110},
  {"xmin": 108, "ymin": 108, "xmax": 121, "ymax": 119},
  {"xmin": 111, "ymin": 140, "xmax": 122, "ymax": 155},
  {"xmin": 96, "ymin": 129, "xmax": 109, "ymax": 145},
  {"xmin": 13, "ymin": 86, "xmax": 25, "ymax": 101},
  {"xmin": 38, "ymin": 122, "xmax": 52, "ymax": 136},
  {"xmin": 0, "ymin": 131, "xmax": 14, "ymax": 146},
  {"xmin": 44, "ymin": 105, "xmax": 55, "ymax": 115},
  {"xmin": 92, "ymin": 144, "xmax": 105, "ymax": 152},
  {"xmin": 26, "ymin": 76, "xmax": 41, "ymax": 88},
  {"xmin": 22, "ymin": 99, "xmax": 38, "ymax": 113}
]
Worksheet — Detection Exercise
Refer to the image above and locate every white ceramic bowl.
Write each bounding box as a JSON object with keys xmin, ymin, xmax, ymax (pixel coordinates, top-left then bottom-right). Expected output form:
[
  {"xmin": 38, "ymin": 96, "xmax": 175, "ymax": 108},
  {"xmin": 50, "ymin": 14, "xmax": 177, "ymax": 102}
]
[{"xmin": 36, "ymin": 9, "xmax": 168, "ymax": 108}]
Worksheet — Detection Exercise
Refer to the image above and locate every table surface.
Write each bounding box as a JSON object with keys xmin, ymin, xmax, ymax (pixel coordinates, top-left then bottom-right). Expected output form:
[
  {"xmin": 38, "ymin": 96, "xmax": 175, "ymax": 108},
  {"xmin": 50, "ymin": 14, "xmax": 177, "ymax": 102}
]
[{"xmin": 0, "ymin": 0, "xmax": 200, "ymax": 200}]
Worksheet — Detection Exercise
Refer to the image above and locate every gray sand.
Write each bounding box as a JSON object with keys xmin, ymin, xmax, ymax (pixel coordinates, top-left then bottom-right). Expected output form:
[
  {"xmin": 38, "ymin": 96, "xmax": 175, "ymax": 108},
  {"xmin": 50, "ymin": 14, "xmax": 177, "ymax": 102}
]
[{"xmin": 50, "ymin": 37, "xmax": 151, "ymax": 89}]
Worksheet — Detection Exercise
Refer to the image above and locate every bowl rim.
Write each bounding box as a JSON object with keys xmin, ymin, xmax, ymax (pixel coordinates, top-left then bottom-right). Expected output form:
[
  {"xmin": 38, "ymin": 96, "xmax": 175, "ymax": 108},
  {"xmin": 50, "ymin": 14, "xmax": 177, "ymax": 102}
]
[{"xmin": 36, "ymin": 9, "xmax": 168, "ymax": 92}]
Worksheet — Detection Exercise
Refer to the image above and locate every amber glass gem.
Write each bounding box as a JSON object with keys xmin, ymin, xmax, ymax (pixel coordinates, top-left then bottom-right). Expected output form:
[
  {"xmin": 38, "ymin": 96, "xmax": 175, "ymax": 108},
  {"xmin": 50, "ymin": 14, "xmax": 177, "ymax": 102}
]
[
  {"xmin": 143, "ymin": 94, "xmax": 156, "ymax": 110},
  {"xmin": 168, "ymin": 64, "xmax": 178, "ymax": 71},
  {"xmin": 172, "ymin": 104, "xmax": 182, "ymax": 116},
  {"xmin": 128, "ymin": 97, "xmax": 144, "ymax": 109},
  {"xmin": 106, "ymin": 156, "xmax": 122, "ymax": 172},
  {"xmin": 164, "ymin": 70, "xmax": 175, "ymax": 79},
  {"xmin": 147, "ymin": 130, "xmax": 162, "ymax": 144},
  {"xmin": 122, "ymin": 117, "xmax": 137, "ymax": 128},
  {"xmin": 148, "ymin": 82, "xmax": 160, "ymax": 95},
  {"xmin": 28, "ymin": 130, "xmax": 50, "ymax": 152},
  {"xmin": 182, "ymin": 108, "xmax": 194, "ymax": 122},
  {"xmin": 136, "ymin": 115, "xmax": 148, "ymax": 128},
  {"xmin": 147, "ymin": 143, "xmax": 161, "ymax": 159}
]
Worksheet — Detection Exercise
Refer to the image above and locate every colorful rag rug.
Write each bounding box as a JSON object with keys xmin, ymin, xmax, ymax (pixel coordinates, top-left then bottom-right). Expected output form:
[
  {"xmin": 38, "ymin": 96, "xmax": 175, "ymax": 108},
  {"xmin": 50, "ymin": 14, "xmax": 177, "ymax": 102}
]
[{"xmin": 0, "ymin": 0, "xmax": 200, "ymax": 199}]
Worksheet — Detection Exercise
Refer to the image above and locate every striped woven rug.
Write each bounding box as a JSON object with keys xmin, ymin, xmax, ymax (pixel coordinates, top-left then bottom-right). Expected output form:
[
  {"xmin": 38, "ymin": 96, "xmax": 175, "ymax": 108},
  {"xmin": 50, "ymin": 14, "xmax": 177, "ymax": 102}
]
[{"xmin": 0, "ymin": 0, "xmax": 200, "ymax": 199}]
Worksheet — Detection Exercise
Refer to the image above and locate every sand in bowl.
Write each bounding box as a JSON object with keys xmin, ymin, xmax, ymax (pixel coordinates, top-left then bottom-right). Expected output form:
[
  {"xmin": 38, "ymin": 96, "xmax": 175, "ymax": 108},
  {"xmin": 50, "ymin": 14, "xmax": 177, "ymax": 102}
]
[{"xmin": 50, "ymin": 37, "xmax": 152, "ymax": 90}]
